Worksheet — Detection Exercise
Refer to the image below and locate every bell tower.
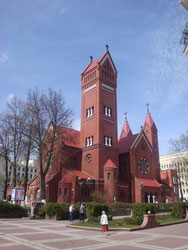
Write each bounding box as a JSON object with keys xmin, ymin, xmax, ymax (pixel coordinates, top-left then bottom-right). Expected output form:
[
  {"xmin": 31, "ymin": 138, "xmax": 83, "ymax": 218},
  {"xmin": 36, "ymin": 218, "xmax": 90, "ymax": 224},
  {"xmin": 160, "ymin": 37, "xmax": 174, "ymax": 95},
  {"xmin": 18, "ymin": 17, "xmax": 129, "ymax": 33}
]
[
  {"xmin": 143, "ymin": 104, "xmax": 160, "ymax": 179},
  {"xmin": 80, "ymin": 45, "xmax": 119, "ymax": 181}
]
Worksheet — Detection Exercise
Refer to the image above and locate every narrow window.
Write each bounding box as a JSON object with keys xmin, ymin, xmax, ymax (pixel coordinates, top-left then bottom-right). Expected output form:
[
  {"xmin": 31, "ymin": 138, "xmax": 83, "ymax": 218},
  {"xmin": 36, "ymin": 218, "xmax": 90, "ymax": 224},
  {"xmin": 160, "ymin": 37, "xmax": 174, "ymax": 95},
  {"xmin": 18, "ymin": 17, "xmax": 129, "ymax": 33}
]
[
  {"xmin": 108, "ymin": 172, "xmax": 111, "ymax": 180},
  {"xmin": 64, "ymin": 188, "xmax": 68, "ymax": 196},
  {"xmin": 114, "ymin": 173, "xmax": 116, "ymax": 180}
]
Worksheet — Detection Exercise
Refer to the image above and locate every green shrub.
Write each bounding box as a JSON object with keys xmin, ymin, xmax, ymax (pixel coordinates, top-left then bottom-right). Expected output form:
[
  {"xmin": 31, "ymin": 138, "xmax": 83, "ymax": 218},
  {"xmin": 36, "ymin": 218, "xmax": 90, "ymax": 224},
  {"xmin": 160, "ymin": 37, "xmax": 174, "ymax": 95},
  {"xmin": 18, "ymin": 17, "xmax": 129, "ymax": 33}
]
[
  {"xmin": 44, "ymin": 202, "xmax": 79, "ymax": 220},
  {"xmin": 86, "ymin": 202, "xmax": 109, "ymax": 219},
  {"xmin": 0, "ymin": 201, "xmax": 25, "ymax": 213},
  {"xmin": 45, "ymin": 203, "xmax": 57, "ymax": 216},
  {"xmin": 109, "ymin": 202, "xmax": 133, "ymax": 216},
  {"xmin": 125, "ymin": 203, "xmax": 156, "ymax": 225},
  {"xmin": 172, "ymin": 202, "xmax": 186, "ymax": 218},
  {"xmin": 38, "ymin": 205, "xmax": 46, "ymax": 218},
  {"xmin": 155, "ymin": 203, "xmax": 173, "ymax": 213}
]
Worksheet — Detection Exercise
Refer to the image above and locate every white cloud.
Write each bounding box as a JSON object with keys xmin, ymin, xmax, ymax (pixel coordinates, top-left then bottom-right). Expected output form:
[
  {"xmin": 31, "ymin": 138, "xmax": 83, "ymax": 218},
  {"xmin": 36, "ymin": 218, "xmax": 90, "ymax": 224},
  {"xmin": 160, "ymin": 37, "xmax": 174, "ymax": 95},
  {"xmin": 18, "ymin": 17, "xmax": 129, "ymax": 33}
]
[{"xmin": 0, "ymin": 52, "xmax": 9, "ymax": 64}]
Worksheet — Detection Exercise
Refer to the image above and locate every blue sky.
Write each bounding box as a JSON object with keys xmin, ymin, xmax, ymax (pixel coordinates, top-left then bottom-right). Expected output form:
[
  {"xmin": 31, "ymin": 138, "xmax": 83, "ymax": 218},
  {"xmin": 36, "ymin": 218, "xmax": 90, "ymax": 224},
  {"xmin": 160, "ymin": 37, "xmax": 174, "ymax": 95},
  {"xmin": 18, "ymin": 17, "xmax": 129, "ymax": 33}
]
[{"xmin": 0, "ymin": 0, "xmax": 188, "ymax": 156}]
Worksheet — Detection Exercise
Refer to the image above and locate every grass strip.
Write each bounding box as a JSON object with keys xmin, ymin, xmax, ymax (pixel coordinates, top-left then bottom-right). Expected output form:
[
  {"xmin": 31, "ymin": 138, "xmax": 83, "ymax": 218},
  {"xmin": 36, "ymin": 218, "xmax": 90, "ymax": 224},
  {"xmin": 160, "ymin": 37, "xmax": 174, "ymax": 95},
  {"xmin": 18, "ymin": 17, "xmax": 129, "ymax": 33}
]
[{"xmin": 157, "ymin": 217, "xmax": 184, "ymax": 224}]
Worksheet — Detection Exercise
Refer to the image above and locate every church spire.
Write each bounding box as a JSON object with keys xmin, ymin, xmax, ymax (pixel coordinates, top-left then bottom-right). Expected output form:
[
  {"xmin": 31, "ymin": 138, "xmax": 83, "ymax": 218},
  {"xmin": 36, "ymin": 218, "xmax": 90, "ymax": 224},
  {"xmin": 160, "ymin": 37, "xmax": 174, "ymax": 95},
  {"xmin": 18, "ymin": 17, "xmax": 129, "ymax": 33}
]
[
  {"xmin": 144, "ymin": 103, "xmax": 154, "ymax": 128},
  {"xmin": 120, "ymin": 112, "xmax": 132, "ymax": 139}
]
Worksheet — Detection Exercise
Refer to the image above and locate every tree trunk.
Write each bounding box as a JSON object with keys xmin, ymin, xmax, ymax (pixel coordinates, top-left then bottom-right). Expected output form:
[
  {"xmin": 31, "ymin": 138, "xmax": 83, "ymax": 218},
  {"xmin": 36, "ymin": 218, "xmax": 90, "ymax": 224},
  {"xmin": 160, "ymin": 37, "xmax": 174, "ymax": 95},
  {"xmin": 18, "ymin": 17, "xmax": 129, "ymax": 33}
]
[
  {"xmin": 40, "ymin": 172, "xmax": 46, "ymax": 200},
  {"xmin": 3, "ymin": 156, "xmax": 8, "ymax": 200}
]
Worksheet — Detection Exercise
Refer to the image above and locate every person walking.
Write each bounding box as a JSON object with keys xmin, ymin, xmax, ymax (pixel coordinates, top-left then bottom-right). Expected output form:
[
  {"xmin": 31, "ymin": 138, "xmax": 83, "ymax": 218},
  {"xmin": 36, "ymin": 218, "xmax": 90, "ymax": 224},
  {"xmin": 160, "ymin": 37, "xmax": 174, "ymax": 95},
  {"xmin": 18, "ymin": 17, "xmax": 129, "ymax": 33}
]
[
  {"xmin": 69, "ymin": 204, "xmax": 74, "ymax": 221},
  {"xmin": 100, "ymin": 211, "xmax": 108, "ymax": 232},
  {"xmin": 79, "ymin": 203, "xmax": 86, "ymax": 222}
]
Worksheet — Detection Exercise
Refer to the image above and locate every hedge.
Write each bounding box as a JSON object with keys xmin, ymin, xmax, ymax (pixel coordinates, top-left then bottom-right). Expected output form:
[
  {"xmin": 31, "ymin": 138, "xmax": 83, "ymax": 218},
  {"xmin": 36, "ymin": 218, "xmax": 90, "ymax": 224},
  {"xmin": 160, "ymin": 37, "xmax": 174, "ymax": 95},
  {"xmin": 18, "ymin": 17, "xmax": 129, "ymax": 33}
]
[
  {"xmin": 38, "ymin": 202, "xmax": 79, "ymax": 220},
  {"xmin": 126, "ymin": 203, "xmax": 156, "ymax": 225},
  {"xmin": 86, "ymin": 202, "xmax": 109, "ymax": 221},
  {"xmin": 0, "ymin": 201, "xmax": 27, "ymax": 218},
  {"xmin": 171, "ymin": 202, "xmax": 188, "ymax": 218}
]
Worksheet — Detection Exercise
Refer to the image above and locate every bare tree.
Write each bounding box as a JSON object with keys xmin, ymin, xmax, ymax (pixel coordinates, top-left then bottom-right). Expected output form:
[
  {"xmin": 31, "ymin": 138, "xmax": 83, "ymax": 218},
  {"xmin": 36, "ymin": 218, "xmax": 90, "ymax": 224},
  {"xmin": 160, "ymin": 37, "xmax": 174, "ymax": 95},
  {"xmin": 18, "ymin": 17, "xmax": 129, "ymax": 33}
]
[
  {"xmin": 26, "ymin": 88, "xmax": 72, "ymax": 201},
  {"xmin": 169, "ymin": 131, "xmax": 188, "ymax": 201},
  {"xmin": 21, "ymin": 104, "xmax": 36, "ymax": 200},
  {"xmin": 0, "ymin": 116, "xmax": 12, "ymax": 199},
  {"xmin": 4, "ymin": 96, "xmax": 25, "ymax": 187}
]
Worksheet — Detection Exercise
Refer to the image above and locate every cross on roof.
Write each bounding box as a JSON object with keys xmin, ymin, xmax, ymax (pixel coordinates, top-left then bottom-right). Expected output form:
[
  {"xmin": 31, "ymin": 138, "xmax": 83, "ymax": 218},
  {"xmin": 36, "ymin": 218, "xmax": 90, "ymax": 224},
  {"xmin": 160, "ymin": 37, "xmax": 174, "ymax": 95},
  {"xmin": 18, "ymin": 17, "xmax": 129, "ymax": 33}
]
[
  {"xmin": 124, "ymin": 112, "xmax": 127, "ymax": 121},
  {"xmin": 146, "ymin": 103, "xmax": 150, "ymax": 113}
]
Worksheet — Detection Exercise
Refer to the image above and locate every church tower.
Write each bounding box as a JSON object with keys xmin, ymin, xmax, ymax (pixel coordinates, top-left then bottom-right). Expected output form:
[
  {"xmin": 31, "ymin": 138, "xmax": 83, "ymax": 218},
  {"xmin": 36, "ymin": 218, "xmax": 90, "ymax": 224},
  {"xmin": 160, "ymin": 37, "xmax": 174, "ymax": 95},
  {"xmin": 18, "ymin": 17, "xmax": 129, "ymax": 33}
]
[
  {"xmin": 80, "ymin": 45, "xmax": 119, "ymax": 182},
  {"xmin": 143, "ymin": 104, "xmax": 160, "ymax": 179},
  {"xmin": 120, "ymin": 113, "xmax": 132, "ymax": 139}
]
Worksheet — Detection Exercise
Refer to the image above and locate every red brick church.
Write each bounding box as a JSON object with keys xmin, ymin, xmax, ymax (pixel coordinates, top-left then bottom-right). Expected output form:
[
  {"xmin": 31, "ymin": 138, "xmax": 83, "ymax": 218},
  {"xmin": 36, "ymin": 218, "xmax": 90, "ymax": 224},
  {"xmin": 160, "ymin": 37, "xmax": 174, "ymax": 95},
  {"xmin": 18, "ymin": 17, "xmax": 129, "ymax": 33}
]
[{"xmin": 27, "ymin": 46, "xmax": 178, "ymax": 204}]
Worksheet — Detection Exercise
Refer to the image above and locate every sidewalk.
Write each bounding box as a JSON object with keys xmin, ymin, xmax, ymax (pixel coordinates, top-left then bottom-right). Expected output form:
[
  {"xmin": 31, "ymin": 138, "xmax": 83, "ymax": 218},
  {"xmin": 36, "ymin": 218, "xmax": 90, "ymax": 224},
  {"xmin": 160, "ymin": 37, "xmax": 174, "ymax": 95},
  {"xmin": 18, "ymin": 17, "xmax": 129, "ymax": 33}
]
[{"xmin": 0, "ymin": 218, "xmax": 188, "ymax": 250}]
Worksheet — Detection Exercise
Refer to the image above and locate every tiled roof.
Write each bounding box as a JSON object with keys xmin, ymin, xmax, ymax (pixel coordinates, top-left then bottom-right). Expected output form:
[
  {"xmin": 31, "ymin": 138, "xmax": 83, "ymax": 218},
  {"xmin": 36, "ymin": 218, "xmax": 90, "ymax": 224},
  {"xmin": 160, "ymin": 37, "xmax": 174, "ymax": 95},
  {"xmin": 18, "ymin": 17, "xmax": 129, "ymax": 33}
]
[
  {"xmin": 45, "ymin": 172, "xmax": 58, "ymax": 184},
  {"xmin": 144, "ymin": 112, "xmax": 154, "ymax": 127},
  {"xmin": 69, "ymin": 170, "xmax": 92, "ymax": 179},
  {"xmin": 120, "ymin": 120, "xmax": 132, "ymax": 139},
  {"xmin": 165, "ymin": 195, "xmax": 174, "ymax": 200},
  {"xmin": 57, "ymin": 126, "xmax": 80, "ymax": 148},
  {"xmin": 119, "ymin": 134, "xmax": 138, "ymax": 154},
  {"xmin": 59, "ymin": 174, "xmax": 72, "ymax": 184},
  {"xmin": 136, "ymin": 178, "xmax": 161, "ymax": 187},
  {"xmin": 82, "ymin": 53, "xmax": 107, "ymax": 74},
  {"xmin": 28, "ymin": 176, "xmax": 38, "ymax": 186},
  {"xmin": 104, "ymin": 159, "xmax": 118, "ymax": 169}
]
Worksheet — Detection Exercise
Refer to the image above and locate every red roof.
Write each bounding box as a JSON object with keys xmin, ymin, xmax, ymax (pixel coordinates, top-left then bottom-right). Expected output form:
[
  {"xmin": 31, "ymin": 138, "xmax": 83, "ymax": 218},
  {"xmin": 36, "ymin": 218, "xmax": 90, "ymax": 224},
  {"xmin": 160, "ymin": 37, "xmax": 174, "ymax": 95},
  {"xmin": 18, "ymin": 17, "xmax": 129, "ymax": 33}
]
[
  {"xmin": 69, "ymin": 170, "xmax": 91, "ymax": 179},
  {"xmin": 104, "ymin": 159, "xmax": 118, "ymax": 169},
  {"xmin": 45, "ymin": 172, "xmax": 58, "ymax": 184},
  {"xmin": 119, "ymin": 134, "xmax": 138, "ymax": 154},
  {"xmin": 144, "ymin": 112, "xmax": 154, "ymax": 127},
  {"xmin": 28, "ymin": 176, "xmax": 38, "ymax": 186},
  {"xmin": 136, "ymin": 178, "xmax": 161, "ymax": 187},
  {"xmin": 82, "ymin": 53, "xmax": 106, "ymax": 74},
  {"xmin": 57, "ymin": 126, "xmax": 80, "ymax": 148},
  {"xmin": 166, "ymin": 195, "xmax": 174, "ymax": 200},
  {"xmin": 59, "ymin": 174, "xmax": 72, "ymax": 184},
  {"xmin": 120, "ymin": 120, "xmax": 132, "ymax": 139}
]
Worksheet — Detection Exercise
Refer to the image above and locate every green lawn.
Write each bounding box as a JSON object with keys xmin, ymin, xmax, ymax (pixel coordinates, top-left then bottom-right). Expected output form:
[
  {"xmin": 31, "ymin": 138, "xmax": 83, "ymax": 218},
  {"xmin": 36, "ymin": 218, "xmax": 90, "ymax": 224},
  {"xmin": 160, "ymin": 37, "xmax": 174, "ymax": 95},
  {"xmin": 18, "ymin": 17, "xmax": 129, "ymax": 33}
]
[
  {"xmin": 73, "ymin": 216, "xmax": 185, "ymax": 229},
  {"xmin": 157, "ymin": 217, "xmax": 184, "ymax": 224}
]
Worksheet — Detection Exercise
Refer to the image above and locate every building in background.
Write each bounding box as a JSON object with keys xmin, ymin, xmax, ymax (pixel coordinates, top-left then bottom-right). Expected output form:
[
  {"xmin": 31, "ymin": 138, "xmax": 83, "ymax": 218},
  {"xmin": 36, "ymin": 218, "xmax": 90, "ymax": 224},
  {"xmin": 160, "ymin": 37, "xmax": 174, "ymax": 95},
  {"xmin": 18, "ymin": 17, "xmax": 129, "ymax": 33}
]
[
  {"xmin": 7, "ymin": 159, "xmax": 37, "ymax": 187},
  {"xmin": 180, "ymin": 0, "xmax": 188, "ymax": 54},
  {"xmin": 160, "ymin": 151, "xmax": 188, "ymax": 201}
]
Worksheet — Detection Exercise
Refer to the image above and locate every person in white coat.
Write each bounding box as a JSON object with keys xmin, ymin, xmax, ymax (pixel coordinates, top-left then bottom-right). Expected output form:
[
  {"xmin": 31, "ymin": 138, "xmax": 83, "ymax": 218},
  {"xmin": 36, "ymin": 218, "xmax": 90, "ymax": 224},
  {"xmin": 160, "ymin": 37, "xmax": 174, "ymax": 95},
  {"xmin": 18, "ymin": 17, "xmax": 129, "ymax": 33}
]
[{"xmin": 100, "ymin": 211, "xmax": 108, "ymax": 232}]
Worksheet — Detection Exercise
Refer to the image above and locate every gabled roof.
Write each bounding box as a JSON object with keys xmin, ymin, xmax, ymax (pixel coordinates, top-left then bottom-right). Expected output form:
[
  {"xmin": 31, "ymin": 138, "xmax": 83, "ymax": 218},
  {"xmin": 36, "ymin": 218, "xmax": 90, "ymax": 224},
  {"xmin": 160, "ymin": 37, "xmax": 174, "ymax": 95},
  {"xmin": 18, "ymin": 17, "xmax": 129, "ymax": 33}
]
[
  {"xmin": 59, "ymin": 174, "xmax": 72, "ymax": 184},
  {"xmin": 136, "ymin": 178, "xmax": 161, "ymax": 188},
  {"xmin": 45, "ymin": 172, "xmax": 58, "ymax": 184},
  {"xmin": 104, "ymin": 159, "xmax": 118, "ymax": 169},
  {"xmin": 120, "ymin": 120, "xmax": 132, "ymax": 139},
  {"xmin": 82, "ymin": 54, "xmax": 105, "ymax": 74},
  {"xmin": 69, "ymin": 169, "xmax": 92, "ymax": 179},
  {"xmin": 119, "ymin": 129, "xmax": 153, "ymax": 155},
  {"xmin": 57, "ymin": 126, "xmax": 80, "ymax": 148},
  {"xmin": 119, "ymin": 134, "xmax": 138, "ymax": 154},
  {"xmin": 82, "ymin": 50, "xmax": 117, "ymax": 75}
]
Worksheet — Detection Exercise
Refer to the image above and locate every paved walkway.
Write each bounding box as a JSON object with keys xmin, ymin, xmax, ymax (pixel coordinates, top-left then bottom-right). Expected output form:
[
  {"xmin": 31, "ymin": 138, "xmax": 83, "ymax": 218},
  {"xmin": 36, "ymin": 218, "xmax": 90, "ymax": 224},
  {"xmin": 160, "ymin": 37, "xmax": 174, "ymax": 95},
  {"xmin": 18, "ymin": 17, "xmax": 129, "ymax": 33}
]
[{"xmin": 0, "ymin": 218, "xmax": 188, "ymax": 250}]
